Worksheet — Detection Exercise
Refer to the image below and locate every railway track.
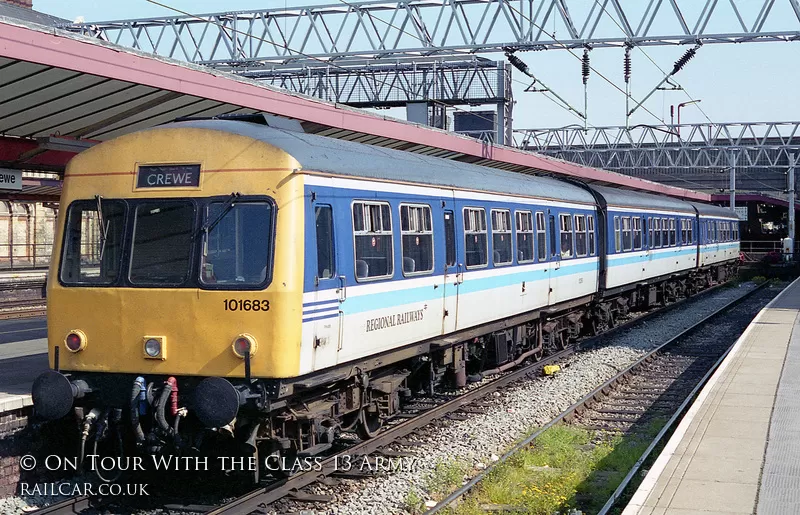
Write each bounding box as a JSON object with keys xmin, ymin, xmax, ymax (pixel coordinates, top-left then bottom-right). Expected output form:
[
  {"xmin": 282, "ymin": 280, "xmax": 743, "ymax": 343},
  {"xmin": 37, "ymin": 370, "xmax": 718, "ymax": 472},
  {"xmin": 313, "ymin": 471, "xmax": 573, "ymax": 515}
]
[
  {"xmin": 426, "ymin": 281, "xmax": 773, "ymax": 515},
  {"xmin": 25, "ymin": 281, "xmax": 752, "ymax": 515},
  {"xmin": 0, "ymin": 299, "xmax": 46, "ymax": 319},
  {"xmin": 0, "ymin": 279, "xmax": 46, "ymax": 319}
]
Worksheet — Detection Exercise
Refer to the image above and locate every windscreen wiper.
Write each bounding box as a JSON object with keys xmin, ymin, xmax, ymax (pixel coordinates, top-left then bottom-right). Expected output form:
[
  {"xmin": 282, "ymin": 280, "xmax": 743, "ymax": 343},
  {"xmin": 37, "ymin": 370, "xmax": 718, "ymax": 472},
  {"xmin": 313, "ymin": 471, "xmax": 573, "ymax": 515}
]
[
  {"xmin": 200, "ymin": 192, "xmax": 240, "ymax": 255},
  {"xmin": 95, "ymin": 195, "xmax": 109, "ymax": 262}
]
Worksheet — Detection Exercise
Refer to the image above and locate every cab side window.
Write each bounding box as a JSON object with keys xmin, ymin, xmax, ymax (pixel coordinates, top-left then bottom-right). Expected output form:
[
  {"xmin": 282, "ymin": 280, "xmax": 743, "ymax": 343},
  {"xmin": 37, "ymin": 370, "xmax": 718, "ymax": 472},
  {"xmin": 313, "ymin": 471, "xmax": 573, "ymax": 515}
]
[{"xmin": 315, "ymin": 205, "xmax": 335, "ymax": 280}]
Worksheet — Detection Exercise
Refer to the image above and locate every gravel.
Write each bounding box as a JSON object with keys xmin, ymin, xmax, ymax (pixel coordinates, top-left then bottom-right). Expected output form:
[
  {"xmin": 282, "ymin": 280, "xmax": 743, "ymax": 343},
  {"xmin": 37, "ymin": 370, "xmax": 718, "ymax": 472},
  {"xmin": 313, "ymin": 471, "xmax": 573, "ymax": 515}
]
[
  {"xmin": 0, "ymin": 283, "xmax": 765, "ymax": 515},
  {"xmin": 274, "ymin": 282, "xmax": 764, "ymax": 515}
]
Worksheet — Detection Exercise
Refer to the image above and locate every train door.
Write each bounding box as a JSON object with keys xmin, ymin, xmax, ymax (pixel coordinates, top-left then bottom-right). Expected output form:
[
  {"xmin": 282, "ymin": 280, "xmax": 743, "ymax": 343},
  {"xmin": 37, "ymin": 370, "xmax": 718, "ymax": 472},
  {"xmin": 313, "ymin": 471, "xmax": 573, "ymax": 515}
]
[
  {"xmin": 441, "ymin": 204, "xmax": 460, "ymax": 334},
  {"xmin": 548, "ymin": 213, "xmax": 558, "ymax": 305},
  {"xmin": 310, "ymin": 203, "xmax": 342, "ymax": 370}
]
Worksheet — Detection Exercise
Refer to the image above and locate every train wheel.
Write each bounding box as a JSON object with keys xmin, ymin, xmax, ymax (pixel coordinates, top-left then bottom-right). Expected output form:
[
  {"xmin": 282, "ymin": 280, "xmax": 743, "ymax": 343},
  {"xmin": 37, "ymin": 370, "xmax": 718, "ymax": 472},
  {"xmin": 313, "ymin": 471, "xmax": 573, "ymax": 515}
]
[{"xmin": 356, "ymin": 407, "xmax": 383, "ymax": 439}]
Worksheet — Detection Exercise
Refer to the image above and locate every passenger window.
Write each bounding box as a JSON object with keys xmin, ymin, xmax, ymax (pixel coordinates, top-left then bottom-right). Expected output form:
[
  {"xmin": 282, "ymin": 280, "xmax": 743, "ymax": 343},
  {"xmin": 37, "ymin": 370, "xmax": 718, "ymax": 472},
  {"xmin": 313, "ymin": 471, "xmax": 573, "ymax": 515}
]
[
  {"xmin": 516, "ymin": 211, "xmax": 534, "ymax": 263},
  {"xmin": 621, "ymin": 216, "xmax": 632, "ymax": 251},
  {"xmin": 633, "ymin": 217, "xmax": 642, "ymax": 250},
  {"xmin": 315, "ymin": 206, "xmax": 335, "ymax": 280},
  {"xmin": 587, "ymin": 215, "xmax": 596, "ymax": 256},
  {"xmin": 653, "ymin": 218, "xmax": 661, "ymax": 248},
  {"xmin": 491, "ymin": 209, "xmax": 512, "ymax": 266},
  {"xmin": 648, "ymin": 218, "xmax": 654, "ymax": 248},
  {"xmin": 444, "ymin": 210, "xmax": 456, "ymax": 267},
  {"xmin": 400, "ymin": 204, "xmax": 433, "ymax": 275},
  {"xmin": 536, "ymin": 212, "xmax": 547, "ymax": 261},
  {"xmin": 464, "ymin": 207, "xmax": 488, "ymax": 268},
  {"xmin": 688, "ymin": 219, "xmax": 693, "ymax": 243},
  {"xmin": 352, "ymin": 201, "xmax": 393, "ymax": 280},
  {"xmin": 549, "ymin": 215, "xmax": 557, "ymax": 257},
  {"xmin": 559, "ymin": 213, "xmax": 573, "ymax": 258},
  {"xmin": 574, "ymin": 214, "xmax": 587, "ymax": 256},
  {"xmin": 614, "ymin": 216, "xmax": 621, "ymax": 252},
  {"xmin": 681, "ymin": 219, "xmax": 688, "ymax": 245},
  {"xmin": 669, "ymin": 218, "xmax": 676, "ymax": 246}
]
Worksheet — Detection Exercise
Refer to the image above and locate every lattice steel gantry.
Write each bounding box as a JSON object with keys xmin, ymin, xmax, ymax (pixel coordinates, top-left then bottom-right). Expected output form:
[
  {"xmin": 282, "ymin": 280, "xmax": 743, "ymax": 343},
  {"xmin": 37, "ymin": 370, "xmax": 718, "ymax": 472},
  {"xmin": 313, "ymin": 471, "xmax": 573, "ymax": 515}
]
[
  {"xmin": 66, "ymin": 0, "xmax": 800, "ymax": 68},
  {"xmin": 513, "ymin": 122, "xmax": 800, "ymax": 193}
]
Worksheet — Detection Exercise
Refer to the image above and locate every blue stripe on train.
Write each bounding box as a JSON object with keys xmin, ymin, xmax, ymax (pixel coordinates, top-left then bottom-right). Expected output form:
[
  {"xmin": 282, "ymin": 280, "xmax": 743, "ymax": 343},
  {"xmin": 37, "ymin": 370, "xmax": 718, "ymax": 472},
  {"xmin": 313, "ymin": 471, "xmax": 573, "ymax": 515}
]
[
  {"xmin": 303, "ymin": 312, "xmax": 340, "ymax": 323},
  {"xmin": 302, "ymin": 243, "xmax": 740, "ymax": 321}
]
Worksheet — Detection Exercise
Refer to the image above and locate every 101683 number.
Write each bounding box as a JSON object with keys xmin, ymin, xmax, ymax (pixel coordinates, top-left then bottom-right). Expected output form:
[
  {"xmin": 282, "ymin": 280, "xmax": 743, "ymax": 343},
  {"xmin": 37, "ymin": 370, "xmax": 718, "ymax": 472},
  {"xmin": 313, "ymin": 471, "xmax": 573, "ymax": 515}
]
[{"xmin": 223, "ymin": 299, "xmax": 270, "ymax": 312}]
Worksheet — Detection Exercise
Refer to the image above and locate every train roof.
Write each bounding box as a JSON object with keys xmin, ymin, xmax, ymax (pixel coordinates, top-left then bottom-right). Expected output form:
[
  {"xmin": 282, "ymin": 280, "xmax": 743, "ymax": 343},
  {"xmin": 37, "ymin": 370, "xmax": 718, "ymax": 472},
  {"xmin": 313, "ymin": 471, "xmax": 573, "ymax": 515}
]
[
  {"xmin": 159, "ymin": 120, "xmax": 597, "ymax": 205},
  {"xmin": 589, "ymin": 185, "xmax": 696, "ymax": 214},
  {"xmin": 686, "ymin": 201, "xmax": 740, "ymax": 219}
]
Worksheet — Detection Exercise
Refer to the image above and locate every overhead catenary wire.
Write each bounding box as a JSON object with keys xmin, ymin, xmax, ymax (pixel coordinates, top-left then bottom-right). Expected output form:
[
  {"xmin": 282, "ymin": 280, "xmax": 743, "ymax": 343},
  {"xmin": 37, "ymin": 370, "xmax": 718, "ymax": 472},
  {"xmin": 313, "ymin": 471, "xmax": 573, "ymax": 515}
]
[
  {"xmin": 145, "ymin": 0, "xmax": 706, "ymax": 191},
  {"xmin": 331, "ymin": 0, "xmax": 593, "ymax": 127},
  {"xmin": 591, "ymin": 0, "xmax": 715, "ymax": 127},
  {"xmin": 144, "ymin": 0, "xmax": 618, "ymax": 184}
]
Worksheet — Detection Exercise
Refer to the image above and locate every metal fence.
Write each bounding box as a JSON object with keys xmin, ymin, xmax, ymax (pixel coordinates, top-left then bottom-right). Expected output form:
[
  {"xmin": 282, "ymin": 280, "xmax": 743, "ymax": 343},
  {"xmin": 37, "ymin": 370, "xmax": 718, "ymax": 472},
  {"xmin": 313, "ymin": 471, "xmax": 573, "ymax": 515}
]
[{"xmin": 0, "ymin": 243, "xmax": 53, "ymax": 271}]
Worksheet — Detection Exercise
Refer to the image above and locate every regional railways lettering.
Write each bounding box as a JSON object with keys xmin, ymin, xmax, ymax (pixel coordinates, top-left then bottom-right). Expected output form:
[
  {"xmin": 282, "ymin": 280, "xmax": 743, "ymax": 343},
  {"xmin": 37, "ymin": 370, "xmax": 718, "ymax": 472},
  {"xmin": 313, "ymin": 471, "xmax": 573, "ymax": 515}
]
[{"xmin": 366, "ymin": 309, "xmax": 424, "ymax": 332}]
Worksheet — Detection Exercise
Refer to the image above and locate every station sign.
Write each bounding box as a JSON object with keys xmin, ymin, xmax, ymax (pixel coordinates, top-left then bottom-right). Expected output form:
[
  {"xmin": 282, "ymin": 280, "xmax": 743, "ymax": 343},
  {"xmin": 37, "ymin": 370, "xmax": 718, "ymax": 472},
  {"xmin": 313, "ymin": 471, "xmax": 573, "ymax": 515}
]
[
  {"xmin": 0, "ymin": 168, "xmax": 23, "ymax": 191},
  {"xmin": 735, "ymin": 206, "xmax": 748, "ymax": 221}
]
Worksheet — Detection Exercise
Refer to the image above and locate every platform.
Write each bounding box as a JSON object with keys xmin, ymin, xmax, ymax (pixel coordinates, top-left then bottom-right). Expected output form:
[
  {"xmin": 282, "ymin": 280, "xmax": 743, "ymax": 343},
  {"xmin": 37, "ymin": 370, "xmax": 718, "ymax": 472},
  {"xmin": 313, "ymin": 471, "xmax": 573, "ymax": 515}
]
[
  {"xmin": 0, "ymin": 315, "xmax": 47, "ymax": 414},
  {"xmin": 625, "ymin": 277, "xmax": 800, "ymax": 515}
]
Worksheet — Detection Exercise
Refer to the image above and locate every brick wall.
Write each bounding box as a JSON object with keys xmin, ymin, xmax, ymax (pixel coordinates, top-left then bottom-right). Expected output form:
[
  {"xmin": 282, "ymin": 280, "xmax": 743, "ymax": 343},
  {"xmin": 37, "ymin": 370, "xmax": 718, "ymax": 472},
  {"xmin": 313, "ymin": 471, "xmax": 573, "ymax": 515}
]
[
  {"xmin": 0, "ymin": 408, "xmax": 31, "ymax": 498},
  {"xmin": 0, "ymin": 409, "xmax": 75, "ymax": 498},
  {"xmin": 0, "ymin": 0, "xmax": 33, "ymax": 9}
]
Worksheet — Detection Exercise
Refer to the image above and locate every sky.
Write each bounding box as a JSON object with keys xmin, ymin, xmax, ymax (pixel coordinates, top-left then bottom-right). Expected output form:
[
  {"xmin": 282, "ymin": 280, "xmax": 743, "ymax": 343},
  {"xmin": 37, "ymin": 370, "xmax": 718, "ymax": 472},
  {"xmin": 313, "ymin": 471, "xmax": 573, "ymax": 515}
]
[{"xmin": 33, "ymin": 0, "xmax": 800, "ymax": 132}]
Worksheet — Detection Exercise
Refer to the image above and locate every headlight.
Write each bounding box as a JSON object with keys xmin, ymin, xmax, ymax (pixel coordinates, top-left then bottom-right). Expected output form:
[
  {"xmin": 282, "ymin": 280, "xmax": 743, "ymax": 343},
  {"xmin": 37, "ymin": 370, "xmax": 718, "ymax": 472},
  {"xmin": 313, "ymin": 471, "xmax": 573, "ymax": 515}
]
[
  {"xmin": 142, "ymin": 336, "xmax": 166, "ymax": 360},
  {"xmin": 64, "ymin": 330, "xmax": 87, "ymax": 353},
  {"xmin": 232, "ymin": 334, "xmax": 257, "ymax": 359}
]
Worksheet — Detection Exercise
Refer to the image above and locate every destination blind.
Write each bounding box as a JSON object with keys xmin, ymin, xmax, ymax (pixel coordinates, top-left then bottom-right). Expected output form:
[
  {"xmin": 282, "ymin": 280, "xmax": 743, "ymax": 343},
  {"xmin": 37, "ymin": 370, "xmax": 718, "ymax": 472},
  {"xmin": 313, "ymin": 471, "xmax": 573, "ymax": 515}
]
[{"xmin": 136, "ymin": 164, "xmax": 201, "ymax": 189}]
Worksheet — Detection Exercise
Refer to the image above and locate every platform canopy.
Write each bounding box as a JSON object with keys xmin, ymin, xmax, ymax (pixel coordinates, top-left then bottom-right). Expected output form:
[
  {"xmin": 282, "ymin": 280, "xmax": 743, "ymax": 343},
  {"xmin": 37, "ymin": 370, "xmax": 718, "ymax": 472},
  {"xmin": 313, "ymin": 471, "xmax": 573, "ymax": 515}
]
[{"xmin": 0, "ymin": 16, "xmax": 710, "ymax": 202}]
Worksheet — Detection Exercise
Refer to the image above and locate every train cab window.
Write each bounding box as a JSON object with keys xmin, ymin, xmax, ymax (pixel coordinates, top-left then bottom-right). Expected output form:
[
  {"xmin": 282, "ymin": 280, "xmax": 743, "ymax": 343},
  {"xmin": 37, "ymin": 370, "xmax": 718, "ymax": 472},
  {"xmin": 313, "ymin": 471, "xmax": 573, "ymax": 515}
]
[
  {"xmin": 669, "ymin": 219, "xmax": 677, "ymax": 246},
  {"xmin": 491, "ymin": 209, "xmax": 512, "ymax": 266},
  {"xmin": 60, "ymin": 200, "xmax": 125, "ymax": 285},
  {"xmin": 199, "ymin": 201, "xmax": 272, "ymax": 287},
  {"xmin": 588, "ymin": 215, "xmax": 596, "ymax": 256},
  {"xmin": 621, "ymin": 217, "xmax": 632, "ymax": 251},
  {"xmin": 352, "ymin": 201, "xmax": 393, "ymax": 280},
  {"xmin": 464, "ymin": 207, "xmax": 488, "ymax": 268},
  {"xmin": 632, "ymin": 217, "xmax": 642, "ymax": 250},
  {"xmin": 400, "ymin": 204, "xmax": 433, "ymax": 276},
  {"xmin": 559, "ymin": 213, "xmax": 573, "ymax": 258},
  {"xmin": 315, "ymin": 205, "xmax": 335, "ymax": 280},
  {"xmin": 444, "ymin": 211, "xmax": 456, "ymax": 267},
  {"xmin": 574, "ymin": 214, "xmax": 587, "ymax": 256},
  {"xmin": 130, "ymin": 201, "xmax": 194, "ymax": 285},
  {"xmin": 516, "ymin": 211, "xmax": 534, "ymax": 263},
  {"xmin": 536, "ymin": 212, "xmax": 547, "ymax": 261},
  {"xmin": 613, "ymin": 216, "xmax": 621, "ymax": 252}
]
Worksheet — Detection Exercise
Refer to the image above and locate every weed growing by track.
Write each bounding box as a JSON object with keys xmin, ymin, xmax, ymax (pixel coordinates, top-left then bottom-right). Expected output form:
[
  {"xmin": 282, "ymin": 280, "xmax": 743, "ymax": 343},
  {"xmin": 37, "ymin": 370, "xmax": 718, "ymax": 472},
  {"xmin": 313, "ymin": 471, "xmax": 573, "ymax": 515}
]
[{"xmin": 448, "ymin": 422, "xmax": 664, "ymax": 514}]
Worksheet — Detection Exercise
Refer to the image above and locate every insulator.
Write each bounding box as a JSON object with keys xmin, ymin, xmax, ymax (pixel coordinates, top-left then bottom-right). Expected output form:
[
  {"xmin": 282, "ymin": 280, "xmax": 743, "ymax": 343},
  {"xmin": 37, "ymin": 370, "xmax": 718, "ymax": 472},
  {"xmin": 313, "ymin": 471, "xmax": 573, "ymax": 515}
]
[
  {"xmin": 506, "ymin": 53, "xmax": 531, "ymax": 76},
  {"xmin": 582, "ymin": 49, "xmax": 590, "ymax": 85},
  {"xmin": 671, "ymin": 46, "xmax": 697, "ymax": 75},
  {"xmin": 623, "ymin": 48, "xmax": 631, "ymax": 84}
]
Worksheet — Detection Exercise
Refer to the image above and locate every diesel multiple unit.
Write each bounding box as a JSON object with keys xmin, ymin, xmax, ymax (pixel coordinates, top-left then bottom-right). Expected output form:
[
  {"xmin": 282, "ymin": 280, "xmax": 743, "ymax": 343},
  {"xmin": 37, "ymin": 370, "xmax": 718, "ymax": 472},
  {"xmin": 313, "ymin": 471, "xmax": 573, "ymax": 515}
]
[{"xmin": 32, "ymin": 118, "xmax": 740, "ymax": 474}]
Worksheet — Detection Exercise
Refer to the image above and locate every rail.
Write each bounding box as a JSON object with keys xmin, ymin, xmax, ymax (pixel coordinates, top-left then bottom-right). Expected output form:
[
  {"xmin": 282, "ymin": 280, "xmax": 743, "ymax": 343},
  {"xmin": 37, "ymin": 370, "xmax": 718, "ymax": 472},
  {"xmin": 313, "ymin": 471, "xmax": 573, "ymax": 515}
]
[
  {"xmin": 24, "ymin": 281, "xmax": 739, "ymax": 515},
  {"xmin": 425, "ymin": 281, "xmax": 770, "ymax": 514}
]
